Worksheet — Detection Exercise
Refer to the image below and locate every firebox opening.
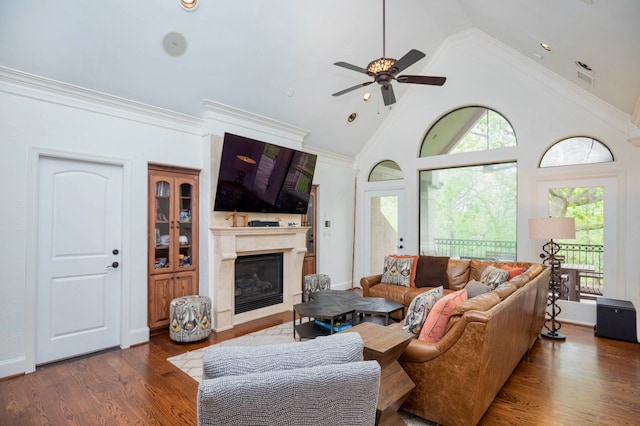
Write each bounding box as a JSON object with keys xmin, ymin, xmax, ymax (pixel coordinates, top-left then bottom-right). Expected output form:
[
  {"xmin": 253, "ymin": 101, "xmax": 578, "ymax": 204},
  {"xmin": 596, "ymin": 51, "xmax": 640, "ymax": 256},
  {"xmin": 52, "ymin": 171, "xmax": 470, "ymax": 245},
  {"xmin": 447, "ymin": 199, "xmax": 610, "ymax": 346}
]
[{"xmin": 234, "ymin": 252, "xmax": 284, "ymax": 314}]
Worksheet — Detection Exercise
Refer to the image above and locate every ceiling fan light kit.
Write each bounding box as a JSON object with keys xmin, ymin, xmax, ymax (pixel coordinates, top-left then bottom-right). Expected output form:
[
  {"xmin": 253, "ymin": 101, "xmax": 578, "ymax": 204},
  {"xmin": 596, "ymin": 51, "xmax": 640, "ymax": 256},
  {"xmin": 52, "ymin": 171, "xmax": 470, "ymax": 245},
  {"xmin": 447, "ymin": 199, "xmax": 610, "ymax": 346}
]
[{"xmin": 332, "ymin": 0, "xmax": 446, "ymax": 106}]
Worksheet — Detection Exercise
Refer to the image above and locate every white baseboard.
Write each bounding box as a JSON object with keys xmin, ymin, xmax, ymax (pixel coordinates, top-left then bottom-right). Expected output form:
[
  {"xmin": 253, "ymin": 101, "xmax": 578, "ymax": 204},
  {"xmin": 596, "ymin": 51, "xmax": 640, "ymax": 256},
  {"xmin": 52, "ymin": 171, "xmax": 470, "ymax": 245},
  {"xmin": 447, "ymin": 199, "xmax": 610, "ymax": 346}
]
[{"xmin": 0, "ymin": 356, "xmax": 28, "ymax": 379}]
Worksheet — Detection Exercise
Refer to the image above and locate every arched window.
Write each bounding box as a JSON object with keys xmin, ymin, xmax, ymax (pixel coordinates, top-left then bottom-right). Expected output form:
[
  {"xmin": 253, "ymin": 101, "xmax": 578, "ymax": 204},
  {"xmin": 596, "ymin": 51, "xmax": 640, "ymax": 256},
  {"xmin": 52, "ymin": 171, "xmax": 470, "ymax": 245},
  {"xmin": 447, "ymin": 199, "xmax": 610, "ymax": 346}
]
[
  {"xmin": 368, "ymin": 160, "xmax": 403, "ymax": 182},
  {"xmin": 420, "ymin": 106, "xmax": 516, "ymax": 157},
  {"xmin": 539, "ymin": 136, "xmax": 613, "ymax": 168}
]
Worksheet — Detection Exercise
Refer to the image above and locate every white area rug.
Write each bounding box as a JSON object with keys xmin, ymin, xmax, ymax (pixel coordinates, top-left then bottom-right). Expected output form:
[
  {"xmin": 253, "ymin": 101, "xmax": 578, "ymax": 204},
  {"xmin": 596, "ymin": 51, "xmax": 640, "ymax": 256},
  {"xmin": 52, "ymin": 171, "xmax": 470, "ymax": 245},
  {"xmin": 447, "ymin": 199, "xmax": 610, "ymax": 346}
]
[{"xmin": 167, "ymin": 321, "xmax": 436, "ymax": 425}]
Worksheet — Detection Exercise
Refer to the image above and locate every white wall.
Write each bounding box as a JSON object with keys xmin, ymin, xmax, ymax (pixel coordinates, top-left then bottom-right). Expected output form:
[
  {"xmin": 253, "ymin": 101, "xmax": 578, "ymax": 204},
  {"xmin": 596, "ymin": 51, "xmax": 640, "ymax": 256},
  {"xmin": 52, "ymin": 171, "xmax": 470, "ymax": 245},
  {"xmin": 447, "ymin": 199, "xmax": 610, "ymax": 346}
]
[
  {"xmin": 0, "ymin": 71, "xmax": 205, "ymax": 377},
  {"xmin": 0, "ymin": 70, "xmax": 357, "ymax": 378},
  {"xmin": 354, "ymin": 30, "xmax": 640, "ymax": 332}
]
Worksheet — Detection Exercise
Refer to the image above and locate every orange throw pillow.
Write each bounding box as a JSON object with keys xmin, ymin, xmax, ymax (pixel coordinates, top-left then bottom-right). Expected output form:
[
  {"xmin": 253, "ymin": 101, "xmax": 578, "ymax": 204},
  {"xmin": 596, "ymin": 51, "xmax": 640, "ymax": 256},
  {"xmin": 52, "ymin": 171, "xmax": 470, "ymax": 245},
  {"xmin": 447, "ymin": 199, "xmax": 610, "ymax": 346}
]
[
  {"xmin": 501, "ymin": 265, "xmax": 525, "ymax": 280},
  {"xmin": 418, "ymin": 289, "xmax": 468, "ymax": 342}
]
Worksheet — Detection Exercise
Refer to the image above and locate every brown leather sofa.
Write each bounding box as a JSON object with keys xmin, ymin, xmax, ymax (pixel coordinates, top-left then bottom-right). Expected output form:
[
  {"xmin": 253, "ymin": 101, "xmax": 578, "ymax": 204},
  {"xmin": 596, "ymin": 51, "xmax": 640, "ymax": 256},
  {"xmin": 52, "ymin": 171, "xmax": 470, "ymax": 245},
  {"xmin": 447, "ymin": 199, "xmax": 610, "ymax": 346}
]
[{"xmin": 361, "ymin": 259, "xmax": 550, "ymax": 426}]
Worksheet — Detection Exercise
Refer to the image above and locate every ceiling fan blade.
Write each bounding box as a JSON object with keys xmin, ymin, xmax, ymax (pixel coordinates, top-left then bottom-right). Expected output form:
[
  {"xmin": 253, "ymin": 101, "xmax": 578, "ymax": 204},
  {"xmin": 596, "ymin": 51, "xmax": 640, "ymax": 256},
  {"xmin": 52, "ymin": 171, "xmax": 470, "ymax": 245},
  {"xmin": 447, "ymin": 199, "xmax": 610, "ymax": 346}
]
[
  {"xmin": 332, "ymin": 81, "xmax": 374, "ymax": 97},
  {"xmin": 396, "ymin": 75, "xmax": 447, "ymax": 86},
  {"xmin": 334, "ymin": 62, "xmax": 369, "ymax": 74},
  {"xmin": 380, "ymin": 84, "xmax": 396, "ymax": 106},
  {"xmin": 389, "ymin": 49, "xmax": 426, "ymax": 74}
]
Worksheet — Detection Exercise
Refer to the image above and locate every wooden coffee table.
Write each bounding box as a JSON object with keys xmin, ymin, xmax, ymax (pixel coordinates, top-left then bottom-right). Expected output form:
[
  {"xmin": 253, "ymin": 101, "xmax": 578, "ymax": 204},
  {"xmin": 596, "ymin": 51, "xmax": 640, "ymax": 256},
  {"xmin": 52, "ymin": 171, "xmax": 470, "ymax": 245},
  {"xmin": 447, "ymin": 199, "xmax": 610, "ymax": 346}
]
[{"xmin": 345, "ymin": 322, "xmax": 415, "ymax": 426}]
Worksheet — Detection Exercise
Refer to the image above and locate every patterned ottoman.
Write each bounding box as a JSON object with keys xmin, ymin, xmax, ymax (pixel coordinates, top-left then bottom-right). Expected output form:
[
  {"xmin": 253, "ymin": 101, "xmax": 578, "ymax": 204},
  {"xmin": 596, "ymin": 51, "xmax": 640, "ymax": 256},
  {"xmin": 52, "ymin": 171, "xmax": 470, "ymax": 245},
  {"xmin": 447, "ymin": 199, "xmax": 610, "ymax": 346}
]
[
  {"xmin": 303, "ymin": 274, "xmax": 331, "ymax": 302},
  {"xmin": 169, "ymin": 295, "xmax": 212, "ymax": 342}
]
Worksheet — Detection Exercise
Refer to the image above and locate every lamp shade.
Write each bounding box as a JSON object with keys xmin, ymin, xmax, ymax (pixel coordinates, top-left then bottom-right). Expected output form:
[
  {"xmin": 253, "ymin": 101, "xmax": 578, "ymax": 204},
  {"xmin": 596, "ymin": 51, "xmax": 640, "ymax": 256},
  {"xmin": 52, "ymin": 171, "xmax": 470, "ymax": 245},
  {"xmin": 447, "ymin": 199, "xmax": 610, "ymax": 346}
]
[{"xmin": 528, "ymin": 217, "xmax": 576, "ymax": 240}]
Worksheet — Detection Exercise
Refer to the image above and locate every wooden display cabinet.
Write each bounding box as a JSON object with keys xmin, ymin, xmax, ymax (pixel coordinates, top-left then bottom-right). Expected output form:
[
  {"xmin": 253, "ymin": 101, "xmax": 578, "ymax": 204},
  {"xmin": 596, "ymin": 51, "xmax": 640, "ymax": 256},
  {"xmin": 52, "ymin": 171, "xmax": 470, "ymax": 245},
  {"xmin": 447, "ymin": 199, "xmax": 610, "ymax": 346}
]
[{"xmin": 148, "ymin": 164, "xmax": 199, "ymax": 331}]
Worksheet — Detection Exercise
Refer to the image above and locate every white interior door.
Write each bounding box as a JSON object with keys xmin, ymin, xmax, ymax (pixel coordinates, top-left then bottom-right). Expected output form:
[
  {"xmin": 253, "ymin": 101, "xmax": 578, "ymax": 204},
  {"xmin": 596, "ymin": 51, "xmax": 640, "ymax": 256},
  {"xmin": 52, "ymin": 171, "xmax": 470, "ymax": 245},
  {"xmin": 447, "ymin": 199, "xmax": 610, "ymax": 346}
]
[
  {"xmin": 364, "ymin": 190, "xmax": 406, "ymax": 275},
  {"xmin": 37, "ymin": 156, "xmax": 123, "ymax": 364}
]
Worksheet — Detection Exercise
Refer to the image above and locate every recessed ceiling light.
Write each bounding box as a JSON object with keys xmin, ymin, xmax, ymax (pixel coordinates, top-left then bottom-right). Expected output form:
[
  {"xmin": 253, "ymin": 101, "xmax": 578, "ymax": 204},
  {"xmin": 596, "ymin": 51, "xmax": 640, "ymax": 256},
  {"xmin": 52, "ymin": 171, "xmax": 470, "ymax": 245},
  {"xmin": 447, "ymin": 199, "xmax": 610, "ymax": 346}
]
[
  {"xmin": 180, "ymin": 0, "xmax": 198, "ymax": 11},
  {"xmin": 347, "ymin": 112, "xmax": 358, "ymax": 123},
  {"xmin": 363, "ymin": 93, "xmax": 371, "ymax": 102},
  {"xmin": 576, "ymin": 60, "xmax": 593, "ymax": 72},
  {"xmin": 540, "ymin": 42, "xmax": 552, "ymax": 52}
]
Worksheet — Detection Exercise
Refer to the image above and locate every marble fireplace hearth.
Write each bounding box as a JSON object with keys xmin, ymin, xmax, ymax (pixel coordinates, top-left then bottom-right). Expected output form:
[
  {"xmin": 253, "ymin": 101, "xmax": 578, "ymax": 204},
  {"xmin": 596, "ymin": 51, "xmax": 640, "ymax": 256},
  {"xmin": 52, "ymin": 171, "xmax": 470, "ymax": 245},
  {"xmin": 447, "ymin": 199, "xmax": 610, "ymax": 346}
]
[{"xmin": 210, "ymin": 226, "xmax": 308, "ymax": 331}]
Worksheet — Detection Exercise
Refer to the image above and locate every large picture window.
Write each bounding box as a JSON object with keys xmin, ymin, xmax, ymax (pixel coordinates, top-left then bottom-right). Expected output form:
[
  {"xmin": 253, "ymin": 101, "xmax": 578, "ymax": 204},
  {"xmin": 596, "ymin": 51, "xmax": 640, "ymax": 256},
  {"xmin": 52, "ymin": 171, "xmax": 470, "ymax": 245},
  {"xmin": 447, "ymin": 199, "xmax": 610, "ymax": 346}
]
[{"xmin": 419, "ymin": 163, "xmax": 517, "ymax": 259}]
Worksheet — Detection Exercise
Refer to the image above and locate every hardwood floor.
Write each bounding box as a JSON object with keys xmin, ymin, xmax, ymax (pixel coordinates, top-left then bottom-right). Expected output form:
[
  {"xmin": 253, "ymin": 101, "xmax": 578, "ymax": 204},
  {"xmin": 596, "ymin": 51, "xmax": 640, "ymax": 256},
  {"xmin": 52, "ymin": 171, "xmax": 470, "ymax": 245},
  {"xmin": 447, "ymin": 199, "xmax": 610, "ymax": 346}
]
[{"xmin": 1, "ymin": 314, "xmax": 638, "ymax": 425}]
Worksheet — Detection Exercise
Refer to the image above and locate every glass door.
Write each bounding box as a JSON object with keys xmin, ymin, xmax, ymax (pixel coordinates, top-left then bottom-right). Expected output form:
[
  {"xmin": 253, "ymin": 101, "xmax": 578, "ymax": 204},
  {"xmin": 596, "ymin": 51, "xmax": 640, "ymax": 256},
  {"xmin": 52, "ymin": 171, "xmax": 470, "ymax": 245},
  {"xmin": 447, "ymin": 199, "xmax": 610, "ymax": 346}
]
[
  {"xmin": 177, "ymin": 180, "xmax": 194, "ymax": 270},
  {"xmin": 364, "ymin": 190, "xmax": 405, "ymax": 275},
  {"xmin": 153, "ymin": 178, "xmax": 172, "ymax": 272}
]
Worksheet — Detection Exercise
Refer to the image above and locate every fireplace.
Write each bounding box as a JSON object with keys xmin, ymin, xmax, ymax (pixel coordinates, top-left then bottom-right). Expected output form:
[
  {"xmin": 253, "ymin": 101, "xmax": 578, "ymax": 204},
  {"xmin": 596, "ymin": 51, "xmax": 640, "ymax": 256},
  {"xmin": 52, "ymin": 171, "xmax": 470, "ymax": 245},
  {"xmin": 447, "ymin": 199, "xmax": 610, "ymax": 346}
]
[
  {"xmin": 210, "ymin": 226, "xmax": 307, "ymax": 331},
  {"xmin": 235, "ymin": 253, "xmax": 283, "ymax": 314}
]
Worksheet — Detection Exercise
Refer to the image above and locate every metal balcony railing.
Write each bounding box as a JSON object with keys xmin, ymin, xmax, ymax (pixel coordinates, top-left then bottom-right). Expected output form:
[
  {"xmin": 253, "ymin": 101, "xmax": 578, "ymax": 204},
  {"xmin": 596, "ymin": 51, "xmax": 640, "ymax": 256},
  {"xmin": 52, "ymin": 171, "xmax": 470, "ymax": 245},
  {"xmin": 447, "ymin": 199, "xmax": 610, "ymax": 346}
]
[{"xmin": 432, "ymin": 239, "xmax": 604, "ymax": 299}]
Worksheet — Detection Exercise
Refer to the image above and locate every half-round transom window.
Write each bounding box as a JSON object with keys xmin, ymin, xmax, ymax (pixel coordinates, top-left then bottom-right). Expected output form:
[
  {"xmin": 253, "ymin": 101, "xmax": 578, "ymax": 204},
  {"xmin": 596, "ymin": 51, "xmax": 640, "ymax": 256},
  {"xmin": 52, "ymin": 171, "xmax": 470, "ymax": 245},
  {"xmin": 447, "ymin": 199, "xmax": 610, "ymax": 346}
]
[
  {"xmin": 420, "ymin": 106, "xmax": 516, "ymax": 157},
  {"xmin": 539, "ymin": 136, "xmax": 614, "ymax": 168},
  {"xmin": 368, "ymin": 160, "xmax": 403, "ymax": 182}
]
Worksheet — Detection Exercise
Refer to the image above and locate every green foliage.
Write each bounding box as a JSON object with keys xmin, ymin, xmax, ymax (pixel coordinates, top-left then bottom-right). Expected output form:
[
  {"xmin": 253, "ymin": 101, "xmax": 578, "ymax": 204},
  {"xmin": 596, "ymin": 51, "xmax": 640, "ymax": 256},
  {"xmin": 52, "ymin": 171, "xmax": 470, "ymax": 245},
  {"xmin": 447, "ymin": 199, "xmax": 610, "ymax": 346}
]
[
  {"xmin": 423, "ymin": 163, "xmax": 517, "ymax": 242},
  {"xmin": 549, "ymin": 187, "xmax": 604, "ymax": 245}
]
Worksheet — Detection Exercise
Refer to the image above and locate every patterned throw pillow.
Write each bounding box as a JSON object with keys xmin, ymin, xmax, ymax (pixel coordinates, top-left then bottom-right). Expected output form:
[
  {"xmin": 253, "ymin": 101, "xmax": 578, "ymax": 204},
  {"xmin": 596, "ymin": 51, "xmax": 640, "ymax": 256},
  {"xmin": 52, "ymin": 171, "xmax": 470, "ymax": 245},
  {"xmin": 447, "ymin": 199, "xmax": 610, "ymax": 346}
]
[
  {"xmin": 390, "ymin": 254, "xmax": 419, "ymax": 286},
  {"xmin": 480, "ymin": 265, "xmax": 510, "ymax": 289},
  {"xmin": 402, "ymin": 286, "xmax": 444, "ymax": 336},
  {"xmin": 418, "ymin": 289, "xmax": 468, "ymax": 342},
  {"xmin": 381, "ymin": 255, "xmax": 417, "ymax": 287}
]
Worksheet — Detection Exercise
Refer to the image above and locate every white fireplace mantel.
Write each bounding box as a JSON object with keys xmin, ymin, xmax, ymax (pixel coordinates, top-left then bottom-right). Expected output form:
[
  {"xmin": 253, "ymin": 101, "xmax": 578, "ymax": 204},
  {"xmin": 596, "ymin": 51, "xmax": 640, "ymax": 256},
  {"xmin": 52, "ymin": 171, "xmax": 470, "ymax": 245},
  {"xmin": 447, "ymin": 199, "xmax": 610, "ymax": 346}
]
[{"xmin": 210, "ymin": 226, "xmax": 309, "ymax": 331}]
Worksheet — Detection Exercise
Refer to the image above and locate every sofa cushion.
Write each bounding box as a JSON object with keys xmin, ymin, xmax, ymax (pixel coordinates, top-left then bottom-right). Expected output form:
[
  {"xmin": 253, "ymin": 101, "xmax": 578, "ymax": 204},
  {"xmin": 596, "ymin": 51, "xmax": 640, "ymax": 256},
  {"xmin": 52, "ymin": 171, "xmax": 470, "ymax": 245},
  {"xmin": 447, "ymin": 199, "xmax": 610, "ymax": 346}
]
[
  {"xmin": 447, "ymin": 259, "xmax": 471, "ymax": 290},
  {"xmin": 492, "ymin": 282, "xmax": 517, "ymax": 299},
  {"xmin": 402, "ymin": 286, "xmax": 443, "ymax": 336},
  {"xmin": 415, "ymin": 256, "xmax": 450, "ymax": 288},
  {"xmin": 418, "ymin": 289, "xmax": 468, "ymax": 342},
  {"xmin": 465, "ymin": 279, "xmax": 492, "ymax": 298},
  {"xmin": 451, "ymin": 291, "xmax": 501, "ymax": 316},
  {"xmin": 480, "ymin": 265, "xmax": 510, "ymax": 289},
  {"xmin": 368, "ymin": 283, "xmax": 412, "ymax": 306},
  {"xmin": 381, "ymin": 255, "xmax": 417, "ymax": 287}
]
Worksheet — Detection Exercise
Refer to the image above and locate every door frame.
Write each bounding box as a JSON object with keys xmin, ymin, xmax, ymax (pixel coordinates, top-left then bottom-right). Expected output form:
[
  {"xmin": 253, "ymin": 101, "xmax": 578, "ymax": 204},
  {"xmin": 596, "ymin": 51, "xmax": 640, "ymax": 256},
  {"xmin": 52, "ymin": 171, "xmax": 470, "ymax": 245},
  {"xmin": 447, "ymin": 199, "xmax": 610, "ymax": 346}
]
[
  {"xmin": 535, "ymin": 173, "xmax": 622, "ymax": 325},
  {"xmin": 25, "ymin": 148, "xmax": 132, "ymax": 373},
  {"xmin": 363, "ymin": 189, "xmax": 407, "ymax": 276}
]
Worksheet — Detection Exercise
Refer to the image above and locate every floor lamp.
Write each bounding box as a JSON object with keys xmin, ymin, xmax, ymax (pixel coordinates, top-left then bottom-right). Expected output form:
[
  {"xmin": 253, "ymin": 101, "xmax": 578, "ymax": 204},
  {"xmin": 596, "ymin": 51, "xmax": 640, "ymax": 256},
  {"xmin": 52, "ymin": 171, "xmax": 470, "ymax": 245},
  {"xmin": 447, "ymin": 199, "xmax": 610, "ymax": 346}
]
[{"xmin": 529, "ymin": 217, "xmax": 576, "ymax": 340}]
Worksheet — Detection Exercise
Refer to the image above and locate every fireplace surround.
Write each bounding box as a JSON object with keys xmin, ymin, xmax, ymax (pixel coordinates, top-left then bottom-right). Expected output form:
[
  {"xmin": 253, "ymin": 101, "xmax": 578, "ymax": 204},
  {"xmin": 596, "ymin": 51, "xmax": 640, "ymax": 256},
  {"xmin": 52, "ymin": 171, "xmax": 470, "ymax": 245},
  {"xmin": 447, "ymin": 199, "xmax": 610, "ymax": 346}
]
[{"xmin": 211, "ymin": 226, "xmax": 308, "ymax": 331}]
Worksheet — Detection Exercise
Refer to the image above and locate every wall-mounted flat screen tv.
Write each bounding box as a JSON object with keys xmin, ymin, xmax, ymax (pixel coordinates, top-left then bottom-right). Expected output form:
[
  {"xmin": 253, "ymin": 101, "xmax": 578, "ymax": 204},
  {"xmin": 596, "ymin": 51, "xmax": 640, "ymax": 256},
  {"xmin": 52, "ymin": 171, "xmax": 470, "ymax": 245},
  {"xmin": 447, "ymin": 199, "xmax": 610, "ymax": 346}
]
[{"xmin": 213, "ymin": 133, "xmax": 317, "ymax": 214}]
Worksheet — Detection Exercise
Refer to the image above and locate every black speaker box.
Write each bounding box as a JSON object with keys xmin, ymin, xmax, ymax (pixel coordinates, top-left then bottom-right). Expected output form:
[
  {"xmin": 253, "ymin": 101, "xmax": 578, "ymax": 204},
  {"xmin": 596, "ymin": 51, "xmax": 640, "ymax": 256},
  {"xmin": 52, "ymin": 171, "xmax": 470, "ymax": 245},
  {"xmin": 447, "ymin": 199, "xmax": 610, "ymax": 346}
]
[
  {"xmin": 248, "ymin": 220, "xmax": 280, "ymax": 227},
  {"xmin": 595, "ymin": 297, "xmax": 637, "ymax": 343}
]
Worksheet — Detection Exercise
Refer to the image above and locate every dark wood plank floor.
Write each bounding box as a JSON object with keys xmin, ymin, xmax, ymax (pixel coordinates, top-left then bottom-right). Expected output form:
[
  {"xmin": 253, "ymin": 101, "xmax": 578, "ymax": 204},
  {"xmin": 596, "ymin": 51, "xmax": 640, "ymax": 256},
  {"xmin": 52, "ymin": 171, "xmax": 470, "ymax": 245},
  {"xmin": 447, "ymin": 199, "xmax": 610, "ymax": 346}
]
[{"xmin": 1, "ymin": 313, "xmax": 638, "ymax": 425}]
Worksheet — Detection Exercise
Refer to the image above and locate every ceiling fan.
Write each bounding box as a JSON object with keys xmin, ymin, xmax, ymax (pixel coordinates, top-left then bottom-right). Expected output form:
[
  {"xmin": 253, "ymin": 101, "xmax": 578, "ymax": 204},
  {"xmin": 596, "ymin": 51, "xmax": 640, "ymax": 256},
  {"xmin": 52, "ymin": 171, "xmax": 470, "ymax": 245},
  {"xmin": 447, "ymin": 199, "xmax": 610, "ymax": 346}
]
[{"xmin": 331, "ymin": 0, "xmax": 446, "ymax": 106}]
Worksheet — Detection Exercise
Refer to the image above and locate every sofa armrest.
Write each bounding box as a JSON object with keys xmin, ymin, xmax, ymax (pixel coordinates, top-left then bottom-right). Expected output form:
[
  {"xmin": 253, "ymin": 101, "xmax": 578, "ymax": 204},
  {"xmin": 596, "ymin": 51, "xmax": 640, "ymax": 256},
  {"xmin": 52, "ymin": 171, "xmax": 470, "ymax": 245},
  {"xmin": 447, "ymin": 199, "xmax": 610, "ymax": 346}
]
[
  {"xmin": 360, "ymin": 274, "xmax": 383, "ymax": 297},
  {"xmin": 202, "ymin": 332, "xmax": 364, "ymax": 380},
  {"xmin": 400, "ymin": 311, "xmax": 490, "ymax": 363}
]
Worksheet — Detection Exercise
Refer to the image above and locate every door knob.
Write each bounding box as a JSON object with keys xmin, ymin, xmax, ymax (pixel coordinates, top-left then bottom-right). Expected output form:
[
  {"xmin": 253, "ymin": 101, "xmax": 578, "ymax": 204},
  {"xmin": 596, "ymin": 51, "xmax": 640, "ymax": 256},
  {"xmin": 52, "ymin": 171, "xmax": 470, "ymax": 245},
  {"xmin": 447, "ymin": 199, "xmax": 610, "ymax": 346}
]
[
  {"xmin": 397, "ymin": 245, "xmax": 404, "ymax": 249},
  {"xmin": 107, "ymin": 261, "xmax": 120, "ymax": 269}
]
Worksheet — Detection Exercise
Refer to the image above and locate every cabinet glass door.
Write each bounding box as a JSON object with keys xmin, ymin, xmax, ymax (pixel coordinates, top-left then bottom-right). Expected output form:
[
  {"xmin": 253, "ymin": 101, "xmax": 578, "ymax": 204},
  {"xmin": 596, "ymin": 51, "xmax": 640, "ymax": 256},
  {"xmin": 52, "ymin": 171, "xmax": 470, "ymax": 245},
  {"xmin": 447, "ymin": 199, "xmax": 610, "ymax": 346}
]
[
  {"xmin": 154, "ymin": 179, "xmax": 172, "ymax": 271},
  {"xmin": 177, "ymin": 182, "xmax": 194, "ymax": 269}
]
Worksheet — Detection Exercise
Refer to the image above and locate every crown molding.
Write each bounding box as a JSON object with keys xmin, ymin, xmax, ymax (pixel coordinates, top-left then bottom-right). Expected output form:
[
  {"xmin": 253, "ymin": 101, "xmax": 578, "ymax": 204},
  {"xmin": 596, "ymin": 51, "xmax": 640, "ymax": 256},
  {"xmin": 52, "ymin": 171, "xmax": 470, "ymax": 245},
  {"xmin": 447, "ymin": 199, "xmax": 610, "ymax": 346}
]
[
  {"xmin": 203, "ymin": 100, "xmax": 310, "ymax": 144},
  {"xmin": 0, "ymin": 66, "xmax": 203, "ymax": 134}
]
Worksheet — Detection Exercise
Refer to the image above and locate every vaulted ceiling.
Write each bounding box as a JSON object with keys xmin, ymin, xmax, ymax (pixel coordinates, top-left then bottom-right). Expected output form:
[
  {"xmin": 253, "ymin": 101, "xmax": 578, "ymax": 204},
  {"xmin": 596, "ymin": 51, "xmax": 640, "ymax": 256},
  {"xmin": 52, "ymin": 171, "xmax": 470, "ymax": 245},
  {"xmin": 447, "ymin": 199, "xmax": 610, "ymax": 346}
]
[{"xmin": 1, "ymin": 0, "xmax": 638, "ymax": 157}]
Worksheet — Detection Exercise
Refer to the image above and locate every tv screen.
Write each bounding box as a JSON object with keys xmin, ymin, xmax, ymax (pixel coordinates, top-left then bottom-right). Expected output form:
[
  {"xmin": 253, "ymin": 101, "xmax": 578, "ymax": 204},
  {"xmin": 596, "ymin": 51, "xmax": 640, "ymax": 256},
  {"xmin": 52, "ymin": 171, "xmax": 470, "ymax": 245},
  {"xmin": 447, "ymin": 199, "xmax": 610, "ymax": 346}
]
[{"xmin": 214, "ymin": 133, "xmax": 317, "ymax": 214}]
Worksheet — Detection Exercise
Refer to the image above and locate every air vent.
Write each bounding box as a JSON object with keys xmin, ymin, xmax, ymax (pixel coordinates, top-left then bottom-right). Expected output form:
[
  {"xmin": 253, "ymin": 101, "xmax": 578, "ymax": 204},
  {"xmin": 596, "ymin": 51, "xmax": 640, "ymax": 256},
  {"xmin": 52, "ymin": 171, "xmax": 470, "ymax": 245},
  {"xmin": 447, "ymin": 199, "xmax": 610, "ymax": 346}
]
[{"xmin": 577, "ymin": 69, "xmax": 594, "ymax": 86}]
